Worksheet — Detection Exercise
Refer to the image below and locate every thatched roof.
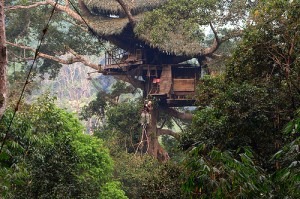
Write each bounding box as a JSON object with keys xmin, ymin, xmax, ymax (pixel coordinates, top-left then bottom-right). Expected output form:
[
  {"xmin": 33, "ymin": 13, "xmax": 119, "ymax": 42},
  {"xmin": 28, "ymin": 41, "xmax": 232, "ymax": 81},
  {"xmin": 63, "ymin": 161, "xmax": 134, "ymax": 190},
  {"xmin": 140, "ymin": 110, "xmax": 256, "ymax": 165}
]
[
  {"xmin": 86, "ymin": 15, "xmax": 130, "ymax": 35},
  {"xmin": 81, "ymin": 0, "xmax": 203, "ymax": 57},
  {"xmin": 82, "ymin": 0, "xmax": 167, "ymax": 16},
  {"xmin": 137, "ymin": 30, "xmax": 204, "ymax": 57}
]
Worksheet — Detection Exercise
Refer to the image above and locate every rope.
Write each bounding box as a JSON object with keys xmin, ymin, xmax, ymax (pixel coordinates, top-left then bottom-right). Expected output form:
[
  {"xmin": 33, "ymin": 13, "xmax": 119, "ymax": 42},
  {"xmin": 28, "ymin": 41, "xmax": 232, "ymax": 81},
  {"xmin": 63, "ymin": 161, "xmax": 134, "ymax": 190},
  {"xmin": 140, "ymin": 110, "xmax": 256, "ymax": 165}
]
[
  {"xmin": 134, "ymin": 123, "xmax": 149, "ymax": 155},
  {"xmin": 0, "ymin": 1, "xmax": 59, "ymax": 154},
  {"xmin": 145, "ymin": 125, "xmax": 150, "ymax": 153}
]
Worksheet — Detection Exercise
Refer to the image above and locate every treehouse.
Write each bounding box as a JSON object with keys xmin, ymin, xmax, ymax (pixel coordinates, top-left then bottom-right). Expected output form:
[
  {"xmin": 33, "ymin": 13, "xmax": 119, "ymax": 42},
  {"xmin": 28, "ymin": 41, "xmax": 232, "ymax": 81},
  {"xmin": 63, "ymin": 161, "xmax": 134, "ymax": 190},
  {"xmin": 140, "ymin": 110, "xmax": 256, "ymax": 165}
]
[
  {"xmin": 79, "ymin": 0, "xmax": 215, "ymax": 107},
  {"xmin": 102, "ymin": 48, "xmax": 200, "ymax": 106}
]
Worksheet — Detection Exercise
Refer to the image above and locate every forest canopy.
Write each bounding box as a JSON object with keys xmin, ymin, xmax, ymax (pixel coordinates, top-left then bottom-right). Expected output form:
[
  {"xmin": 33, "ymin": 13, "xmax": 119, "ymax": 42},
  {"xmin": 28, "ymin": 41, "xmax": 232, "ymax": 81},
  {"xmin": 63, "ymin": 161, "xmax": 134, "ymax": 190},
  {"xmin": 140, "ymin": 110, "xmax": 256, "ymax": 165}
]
[{"xmin": 0, "ymin": 0, "xmax": 300, "ymax": 198}]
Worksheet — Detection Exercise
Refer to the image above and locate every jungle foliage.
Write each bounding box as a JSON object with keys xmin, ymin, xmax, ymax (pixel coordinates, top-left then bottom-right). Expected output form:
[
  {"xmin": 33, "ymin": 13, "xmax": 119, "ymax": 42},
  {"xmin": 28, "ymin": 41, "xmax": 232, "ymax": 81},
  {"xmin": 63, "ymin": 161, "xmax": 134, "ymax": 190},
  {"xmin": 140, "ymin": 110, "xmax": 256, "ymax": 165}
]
[
  {"xmin": 0, "ymin": 95, "xmax": 127, "ymax": 199},
  {"xmin": 2, "ymin": 0, "xmax": 300, "ymax": 198},
  {"xmin": 181, "ymin": 0, "xmax": 300, "ymax": 198}
]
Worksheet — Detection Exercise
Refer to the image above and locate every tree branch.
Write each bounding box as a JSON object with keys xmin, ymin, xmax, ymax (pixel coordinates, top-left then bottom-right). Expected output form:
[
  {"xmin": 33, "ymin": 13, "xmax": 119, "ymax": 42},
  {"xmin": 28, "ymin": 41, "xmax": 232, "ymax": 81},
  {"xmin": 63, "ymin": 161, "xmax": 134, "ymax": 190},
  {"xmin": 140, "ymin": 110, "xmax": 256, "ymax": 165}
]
[
  {"xmin": 65, "ymin": 0, "xmax": 70, "ymax": 8},
  {"xmin": 6, "ymin": 41, "xmax": 101, "ymax": 71},
  {"xmin": 202, "ymin": 23, "xmax": 220, "ymax": 56},
  {"xmin": 67, "ymin": 48, "xmax": 101, "ymax": 70},
  {"xmin": 6, "ymin": 0, "xmax": 83, "ymax": 23},
  {"xmin": 78, "ymin": 0, "xmax": 92, "ymax": 17},
  {"xmin": 202, "ymin": 23, "xmax": 243, "ymax": 57},
  {"xmin": 48, "ymin": 0, "xmax": 83, "ymax": 23},
  {"xmin": 115, "ymin": 0, "xmax": 136, "ymax": 26},
  {"xmin": 157, "ymin": 129, "xmax": 180, "ymax": 141},
  {"xmin": 161, "ymin": 107, "xmax": 193, "ymax": 122},
  {"xmin": 5, "ymin": 1, "xmax": 48, "ymax": 10},
  {"xmin": 172, "ymin": 117, "xmax": 185, "ymax": 133}
]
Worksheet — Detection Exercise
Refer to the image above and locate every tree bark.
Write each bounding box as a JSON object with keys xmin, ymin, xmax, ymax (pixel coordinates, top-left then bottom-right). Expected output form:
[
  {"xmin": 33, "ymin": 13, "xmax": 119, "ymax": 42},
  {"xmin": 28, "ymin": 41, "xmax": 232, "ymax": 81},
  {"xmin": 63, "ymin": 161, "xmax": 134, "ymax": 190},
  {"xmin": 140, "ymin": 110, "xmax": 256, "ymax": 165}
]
[
  {"xmin": 0, "ymin": 0, "xmax": 7, "ymax": 118},
  {"xmin": 115, "ymin": 0, "xmax": 136, "ymax": 26},
  {"xmin": 145, "ymin": 106, "xmax": 170, "ymax": 161},
  {"xmin": 140, "ymin": 104, "xmax": 193, "ymax": 161},
  {"xmin": 198, "ymin": 23, "xmax": 242, "ymax": 58}
]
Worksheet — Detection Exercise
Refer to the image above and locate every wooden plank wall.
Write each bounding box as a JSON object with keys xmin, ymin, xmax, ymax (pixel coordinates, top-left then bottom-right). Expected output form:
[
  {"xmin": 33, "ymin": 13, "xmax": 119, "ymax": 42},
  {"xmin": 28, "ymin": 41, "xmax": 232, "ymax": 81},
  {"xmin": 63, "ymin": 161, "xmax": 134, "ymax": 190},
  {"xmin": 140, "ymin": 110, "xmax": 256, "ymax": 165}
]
[{"xmin": 173, "ymin": 79, "xmax": 195, "ymax": 92}]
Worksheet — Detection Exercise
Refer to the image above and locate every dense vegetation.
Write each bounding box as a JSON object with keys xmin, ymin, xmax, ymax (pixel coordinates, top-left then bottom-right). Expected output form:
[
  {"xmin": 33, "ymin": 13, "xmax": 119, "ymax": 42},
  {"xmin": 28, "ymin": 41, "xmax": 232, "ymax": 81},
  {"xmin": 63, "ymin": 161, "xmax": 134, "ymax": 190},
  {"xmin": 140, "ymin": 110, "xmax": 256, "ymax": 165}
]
[
  {"xmin": 1, "ymin": 0, "xmax": 299, "ymax": 198},
  {"xmin": 182, "ymin": 1, "xmax": 300, "ymax": 197},
  {"xmin": 0, "ymin": 95, "xmax": 127, "ymax": 198}
]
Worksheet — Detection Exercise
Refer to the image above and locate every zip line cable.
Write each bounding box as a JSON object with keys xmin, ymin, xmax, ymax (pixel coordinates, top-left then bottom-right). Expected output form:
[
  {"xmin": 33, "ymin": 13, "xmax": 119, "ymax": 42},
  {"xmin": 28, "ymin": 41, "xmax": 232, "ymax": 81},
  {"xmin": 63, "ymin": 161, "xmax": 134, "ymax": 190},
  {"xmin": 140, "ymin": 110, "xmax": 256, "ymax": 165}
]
[{"xmin": 0, "ymin": 1, "xmax": 59, "ymax": 154}]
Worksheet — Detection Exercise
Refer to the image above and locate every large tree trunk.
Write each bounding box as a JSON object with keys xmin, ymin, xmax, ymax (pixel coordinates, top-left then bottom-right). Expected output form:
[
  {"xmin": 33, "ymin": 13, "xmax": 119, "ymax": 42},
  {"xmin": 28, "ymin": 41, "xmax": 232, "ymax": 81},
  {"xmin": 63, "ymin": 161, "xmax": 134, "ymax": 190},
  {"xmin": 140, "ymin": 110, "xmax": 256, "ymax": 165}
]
[
  {"xmin": 0, "ymin": 0, "xmax": 7, "ymax": 118},
  {"xmin": 146, "ymin": 106, "xmax": 169, "ymax": 162},
  {"xmin": 139, "ymin": 104, "xmax": 193, "ymax": 161}
]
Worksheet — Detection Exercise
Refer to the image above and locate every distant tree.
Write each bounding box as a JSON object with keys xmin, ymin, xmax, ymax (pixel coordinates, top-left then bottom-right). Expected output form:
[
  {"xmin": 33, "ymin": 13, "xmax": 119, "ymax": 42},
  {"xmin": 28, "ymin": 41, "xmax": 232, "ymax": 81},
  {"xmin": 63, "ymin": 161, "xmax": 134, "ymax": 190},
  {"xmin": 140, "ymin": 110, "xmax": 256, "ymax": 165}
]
[
  {"xmin": 81, "ymin": 81, "xmax": 139, "ymax": 151},
  {"xmin": 40, "ymin": 62, "xmax": 97, "ymax": 113}
]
